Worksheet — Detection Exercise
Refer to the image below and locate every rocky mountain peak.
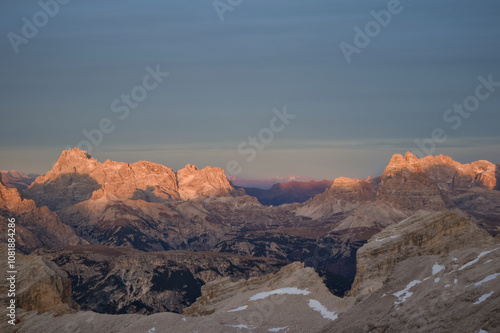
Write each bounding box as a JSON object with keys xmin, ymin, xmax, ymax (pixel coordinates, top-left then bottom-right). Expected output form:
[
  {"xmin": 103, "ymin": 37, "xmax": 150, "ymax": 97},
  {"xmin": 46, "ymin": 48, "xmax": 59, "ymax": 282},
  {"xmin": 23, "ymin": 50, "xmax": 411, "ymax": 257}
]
[
  {"xmin": 330, "ymin": 177, "xmax": 363, "ymax": 190},
  {"xmin": 383, "ymin": 152, "xmax": 498, "ymax": 190},
  {"xmin": 379, "ymin": 153, "xmax": 448, "ymax": 211},
  {"xmin": 25, "ymin": 148, "xmax": 238, "ymax": 209},
  {"xmin": 177, "ymin": 164, "xmax": 235, "ymax": 200},
  {"xmin": 382, "ymin": 151, "xmax": 426, "ymax": 184},
  {"xmin": 179, "ymin": 164, "xmax": 200, "ymax": 174},
  {"xmin": 50, "ymin": 147, "xmax": 100, "ymax": 176},
  {"xmin": 402, "ymin": 151, "xmax": 418, "ymax": 164},
  {"xmin": 329, "ymin": 177, "xmax": 376, "ymax": 203}
]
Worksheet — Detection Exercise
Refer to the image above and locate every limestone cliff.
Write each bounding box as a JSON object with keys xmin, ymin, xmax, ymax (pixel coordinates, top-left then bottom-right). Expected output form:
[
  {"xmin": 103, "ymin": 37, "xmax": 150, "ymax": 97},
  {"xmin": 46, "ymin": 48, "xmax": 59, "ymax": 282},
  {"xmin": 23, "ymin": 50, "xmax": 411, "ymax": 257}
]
[
  {"xmin": 0, "ymin": 245, "xmax": 78, "ymax": 316},
  {"xmin": 349, "ymin": 211, "xmax": 493, "ymax": 297}
]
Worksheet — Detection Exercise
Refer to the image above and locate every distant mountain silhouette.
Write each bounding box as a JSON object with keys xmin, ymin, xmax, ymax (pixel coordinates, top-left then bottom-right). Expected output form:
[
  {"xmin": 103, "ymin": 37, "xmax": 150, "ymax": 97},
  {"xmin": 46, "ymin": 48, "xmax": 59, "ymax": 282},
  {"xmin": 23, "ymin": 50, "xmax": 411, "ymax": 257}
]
[
  {"xmin": 242, "ymin": 180, "xmax": 334, "ymax": 206},
  {"xmin": 0, "ymin": 169, "xmax": 38, "ymax": 189}
]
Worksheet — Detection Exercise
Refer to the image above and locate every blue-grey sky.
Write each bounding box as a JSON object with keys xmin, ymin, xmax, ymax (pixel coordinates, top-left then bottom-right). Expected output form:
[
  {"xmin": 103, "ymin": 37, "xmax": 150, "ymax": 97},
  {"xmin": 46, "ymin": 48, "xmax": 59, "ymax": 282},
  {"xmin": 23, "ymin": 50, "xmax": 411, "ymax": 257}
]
[{"xmin": 1, "ymin": 0, "xmax": 499, "ymax": 181}]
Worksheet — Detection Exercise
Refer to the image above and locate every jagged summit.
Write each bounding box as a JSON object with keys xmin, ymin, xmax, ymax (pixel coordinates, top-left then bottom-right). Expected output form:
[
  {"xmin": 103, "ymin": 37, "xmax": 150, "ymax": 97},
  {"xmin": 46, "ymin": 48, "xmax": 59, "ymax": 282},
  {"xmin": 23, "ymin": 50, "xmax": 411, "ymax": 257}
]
[
  {"xmin": 296, "ymin": 152, "xmax": 499, "ymax": 233},
  {"xmin": 383, "ymin": 151, "xmax": 498, "ymax": 190},
  {"xmin": 26, "ymin": 148, "xmax": 238, "ymax": 210},
  {"xmin": 177, "ymin": 163, "xmax": 235, "ymax": 200}
]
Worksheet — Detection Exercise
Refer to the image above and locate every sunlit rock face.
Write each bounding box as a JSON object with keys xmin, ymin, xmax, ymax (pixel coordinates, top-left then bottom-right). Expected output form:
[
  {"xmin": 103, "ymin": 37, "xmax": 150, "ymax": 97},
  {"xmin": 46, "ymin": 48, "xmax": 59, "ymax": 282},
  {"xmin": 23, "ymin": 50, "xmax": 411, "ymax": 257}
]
[
  {"xmin": 378, "ymin": 152, "xmax": 450, "ymax": 211},
  {"xmin": 0, "ymin": 180, "xmax": 83, "ymax": 253},
  {"xmin": 296, "ymin": 152, "xmax": 500, "ymax": 235},
  {"xmin": 177, "ymin": 164, "xmax": 237, "ymax": 200},
  {"xmin": 382, "ymin": 152, "xmax": 497, "ymax": 191},
  {"xmin": 25, "ymin": 148, "xmax": 241, "ymax": 211},
  {"xmin": 0, "ymin": 245, "xmax": 78, "ymax": 316}
]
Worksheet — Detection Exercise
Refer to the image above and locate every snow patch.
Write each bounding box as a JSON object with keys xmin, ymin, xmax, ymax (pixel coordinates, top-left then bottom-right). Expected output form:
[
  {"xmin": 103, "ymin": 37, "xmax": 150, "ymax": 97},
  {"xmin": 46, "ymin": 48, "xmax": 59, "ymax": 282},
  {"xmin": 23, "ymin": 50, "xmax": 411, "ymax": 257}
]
[
  {"xmin": 228, "ymin": 305, "xmax": 248, "ymax": 313},
  {"xmin": 444, "ymin": 284, "xmax": 450, "ymax": 288},
  {"xmin": 381, "ymin": 293, "xmax": 387, "ymax": 298},
  {"xmin": 473, "ymin": 273, "xmax": 500, "ymax": 287},
  {"xmin": 432, "ymin": 262, "xmax": 445, "ymax": 275},
  {"xmin": 476, "ymin": 330, "xmax": 488, "ymax": 333},
  {"xmin": 147, "ymin": 328, "xmax": 155, "ymax": 333},
  {"xmin": 434, "ymin": 278, "xmax": 440, "ymax": 283},
  {"xmin": 182, "ymin": 317, "xmax": 186, "ymax": 322},
  {"xmin": 398, "ymin": 217, "xmax": 411, "ymax": 224},
  {"xmin": 473, "ymin": 291, "xmax": 494, "ymax": 305},
  {"xmin": 393, "ymin": 280, "xmax": 421, "ymax": 307},
  {"xmin": 375, "ymin": 235, "xmax": 399, "ymax": 242},
  {"xmin": 308, "ymin": 299, "xmax": 338, "ymax": 321},
  {"xmin": 249, "ymin": 288, "xmax": 310, "ymax": 301},
  {"xmin": 228, "ymin": 324, "xmax": 256, "ymax": 330},
  {"xmin": 454, "ymin": 279, "xmax": 458, "ymax": 284},
  {"xmin": 268, "ymin": 327, "xmax": 288, "ymax": 332},
  {"xmin": 458, "ymin": 248, "xmax": 499, "ymax": 271},
  {"xmin": 485, "ymin": 259, "xmax": 493, "ymax": 264}
]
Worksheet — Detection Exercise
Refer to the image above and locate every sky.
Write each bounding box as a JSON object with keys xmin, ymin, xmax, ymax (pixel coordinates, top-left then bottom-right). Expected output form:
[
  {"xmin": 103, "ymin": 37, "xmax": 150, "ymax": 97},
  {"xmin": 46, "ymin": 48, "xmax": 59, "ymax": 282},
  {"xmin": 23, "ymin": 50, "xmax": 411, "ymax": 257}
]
[{"xmin": 1, "ymin": 0, "xmax": 499, "ymax": 182}]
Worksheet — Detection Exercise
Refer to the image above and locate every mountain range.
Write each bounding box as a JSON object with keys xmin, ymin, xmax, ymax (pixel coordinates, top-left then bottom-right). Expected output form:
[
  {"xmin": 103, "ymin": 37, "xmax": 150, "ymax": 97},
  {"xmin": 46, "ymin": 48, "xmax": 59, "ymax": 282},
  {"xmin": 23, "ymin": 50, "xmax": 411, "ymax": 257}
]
[{"xmin": 0, "ymin": 148, "xmax": 499, "ymax": 332}]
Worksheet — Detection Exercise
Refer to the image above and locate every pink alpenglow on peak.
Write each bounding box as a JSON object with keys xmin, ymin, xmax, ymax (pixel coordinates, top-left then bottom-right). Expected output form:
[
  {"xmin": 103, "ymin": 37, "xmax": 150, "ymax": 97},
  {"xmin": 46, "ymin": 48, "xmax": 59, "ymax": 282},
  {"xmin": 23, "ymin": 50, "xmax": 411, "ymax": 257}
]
[{"xmin": 25, "ymin": 148, "xmax": 239, "ymax": 210}]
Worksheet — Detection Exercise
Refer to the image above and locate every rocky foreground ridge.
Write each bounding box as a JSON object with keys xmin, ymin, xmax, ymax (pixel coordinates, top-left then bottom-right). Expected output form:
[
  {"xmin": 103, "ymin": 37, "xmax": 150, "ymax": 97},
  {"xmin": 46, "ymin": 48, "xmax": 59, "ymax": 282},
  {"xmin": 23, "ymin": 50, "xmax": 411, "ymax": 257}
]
[{"xmin": 322, "ymin": 211, "xmax": 500, "ymax": 333}]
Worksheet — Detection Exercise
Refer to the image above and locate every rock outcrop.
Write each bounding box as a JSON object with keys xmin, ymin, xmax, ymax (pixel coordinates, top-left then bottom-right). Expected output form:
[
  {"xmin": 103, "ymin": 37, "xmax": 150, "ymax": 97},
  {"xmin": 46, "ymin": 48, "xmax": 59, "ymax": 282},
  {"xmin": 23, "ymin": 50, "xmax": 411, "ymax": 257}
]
[
  {"xmin": 349, "ymin": 211, "xmax": 493, "ymax": 297},
  {"xmin": 322, "ymin": 213, "xmax": 500, "ymax": 333},
  {"xmin": 377, "ymin": 152, "xmax": 451, "ymax": 211},
  {"xmin": 0, "ymin": 245, "xmax": 78, "ymax": 317},
  {"xmin": 419, "ymin": 154, "xmax": 498, "ymax": 190},
  {"xmin": 177, "ymin": 164, "xmax": 238, "ymax": 200}
]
